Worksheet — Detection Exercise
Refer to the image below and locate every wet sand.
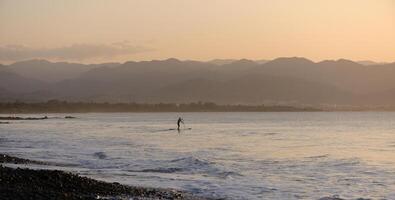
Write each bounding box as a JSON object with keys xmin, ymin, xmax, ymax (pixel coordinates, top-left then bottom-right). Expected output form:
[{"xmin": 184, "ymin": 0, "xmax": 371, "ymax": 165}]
[{"xmin": 0, "ymin": 154, "xmax": 215, "ymax": 200}]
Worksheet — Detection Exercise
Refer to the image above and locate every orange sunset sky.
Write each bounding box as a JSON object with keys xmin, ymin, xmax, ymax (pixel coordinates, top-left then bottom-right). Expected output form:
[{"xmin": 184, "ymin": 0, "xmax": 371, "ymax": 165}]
[{"xmin": 0, "ymin": 0, "xmax": 394, "ymax": 63}]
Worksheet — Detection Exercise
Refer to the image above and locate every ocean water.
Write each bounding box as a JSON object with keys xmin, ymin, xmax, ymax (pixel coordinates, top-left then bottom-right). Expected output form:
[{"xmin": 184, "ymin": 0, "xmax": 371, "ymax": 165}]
[{"xmin": 1, "ymin": 112, "xmax": 395, "ymax": 199}]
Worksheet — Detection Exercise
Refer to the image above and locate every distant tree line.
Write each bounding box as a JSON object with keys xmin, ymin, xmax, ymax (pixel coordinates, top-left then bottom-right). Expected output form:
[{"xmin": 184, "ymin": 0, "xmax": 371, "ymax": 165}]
[{"xmin": 0, "ymin": 100, "xmax": 320, "ymax": 113}]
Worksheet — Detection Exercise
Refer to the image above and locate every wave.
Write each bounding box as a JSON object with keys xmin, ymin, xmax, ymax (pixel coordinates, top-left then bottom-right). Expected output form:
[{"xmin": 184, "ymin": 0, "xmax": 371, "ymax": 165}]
[
  {"xmin": 0, "ymin": 138, "xmax": 18, "ymax": 143},
  {"xmin": 318, "ymin": 196, "xmax": 344, "ymax": 200},
  {"xmin": 128, "ymin": 167, "xmax": 184, "ymax": 173},
  {"xmin": 264, "ymin": 132, "xmax": 279, "ymax": 136},
  {"xmin": 305, "ymin": 154, "xmax": 330, "ymax": 159},
  {"xmin": 170, "ymin": 156, "xmax": 213, "ymax": 168},
  {"xmin": 216, "ymin": 171, "xmax": 243, "ymax": 179},
  {"xmin": 329, "ymin": 159, "xmax": 360, "ymax": 167},
  {"xmin": 318, "ymin": 195, "xmax": 368, "ymax": 200},
  {"xmin": 128, "ymin": 156, "xmax": 242, "ymax": 179},
  {"xmin": 93, "ymin": 152, "xmax": 107, "ymax": 159}
]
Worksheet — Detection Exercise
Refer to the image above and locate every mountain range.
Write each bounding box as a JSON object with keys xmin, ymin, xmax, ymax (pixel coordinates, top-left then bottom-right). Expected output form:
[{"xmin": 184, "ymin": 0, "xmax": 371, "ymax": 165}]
[{"xmin": 1, "ymin": 58, "xmax": 395, "ymax": 106}]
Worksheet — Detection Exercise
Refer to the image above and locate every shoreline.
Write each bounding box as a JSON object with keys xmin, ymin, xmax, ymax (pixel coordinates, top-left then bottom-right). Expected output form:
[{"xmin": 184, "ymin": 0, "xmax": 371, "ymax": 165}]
[
  {"xmin": 0, "ymin": 155, "xmax": 369, "ymax": 200},
  {"xmin": 0, "ymin": 154, "xmax": 215, "ymax": 200}
]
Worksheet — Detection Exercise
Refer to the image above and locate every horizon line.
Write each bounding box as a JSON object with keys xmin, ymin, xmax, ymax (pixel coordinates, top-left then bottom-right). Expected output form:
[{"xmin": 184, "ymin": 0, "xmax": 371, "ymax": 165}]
[{"xmin": 2, "ymin": 57, "xmax": 394, "ymax": 66}]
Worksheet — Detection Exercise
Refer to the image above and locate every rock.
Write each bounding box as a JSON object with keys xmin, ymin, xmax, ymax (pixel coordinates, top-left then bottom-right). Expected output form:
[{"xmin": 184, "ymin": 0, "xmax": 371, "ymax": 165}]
[
  {"xmin": 0, "ymin": 116, "xmax": 49, "ymax": 120},
  {"xmin": 65, "ymin": 116, "xmax": 76, "ymax": 119},
  {"xmin": 0, "ymin": 164, "xmax": 213, "ymax": 200}
]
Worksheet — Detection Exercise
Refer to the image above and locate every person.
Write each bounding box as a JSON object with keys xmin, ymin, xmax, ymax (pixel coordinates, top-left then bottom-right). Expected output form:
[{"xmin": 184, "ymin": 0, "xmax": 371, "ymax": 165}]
[{"xmin": 177, "ymin": 117, "xmax": 184, "ymax": 130}]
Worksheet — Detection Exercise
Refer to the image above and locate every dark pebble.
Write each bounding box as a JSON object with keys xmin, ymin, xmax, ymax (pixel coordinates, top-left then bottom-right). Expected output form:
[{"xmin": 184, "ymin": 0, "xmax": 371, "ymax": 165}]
[{"xmin": 0, "ymin": 154, "xmax": 216, "ymax": 200}]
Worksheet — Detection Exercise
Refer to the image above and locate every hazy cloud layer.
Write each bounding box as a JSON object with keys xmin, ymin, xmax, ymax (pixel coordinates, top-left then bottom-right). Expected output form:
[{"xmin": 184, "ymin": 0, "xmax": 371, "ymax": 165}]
[{"xmin": 0, "ymin": 42, "xmax": 151, "ymax": 62}]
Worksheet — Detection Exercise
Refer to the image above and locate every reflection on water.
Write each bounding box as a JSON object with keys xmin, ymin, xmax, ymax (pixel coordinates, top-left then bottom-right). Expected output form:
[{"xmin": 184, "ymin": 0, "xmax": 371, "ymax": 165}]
[{"xmin": 1, "ymin": 112, "xmax": 395, "ymax": 199}]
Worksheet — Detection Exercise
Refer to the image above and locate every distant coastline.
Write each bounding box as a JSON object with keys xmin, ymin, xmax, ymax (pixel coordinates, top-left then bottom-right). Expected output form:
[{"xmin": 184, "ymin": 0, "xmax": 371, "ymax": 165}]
[
  {"xmin": 0, "ymin": 101, "xmax": 321, "ymax": 113},
  {"xmin": 2, "ymin": 101, "xmax": 395, "ymax": 114}
]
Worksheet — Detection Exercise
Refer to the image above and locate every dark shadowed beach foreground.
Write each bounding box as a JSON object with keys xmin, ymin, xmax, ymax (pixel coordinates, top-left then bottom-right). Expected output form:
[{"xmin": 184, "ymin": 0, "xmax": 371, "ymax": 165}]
[
  {"xmin": 0, "ymin": 154, "xmax": 370, "ymax": 200},
  {"xmin": 0, "ymin": 154, "xmax": 213, "ymax": 200}
]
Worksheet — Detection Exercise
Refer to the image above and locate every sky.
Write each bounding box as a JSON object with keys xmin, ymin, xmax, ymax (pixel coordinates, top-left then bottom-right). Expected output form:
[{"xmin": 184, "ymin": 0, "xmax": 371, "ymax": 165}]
[{"xmin": 0, "ymin": 0, "xmax": 394, "ymax": 63}]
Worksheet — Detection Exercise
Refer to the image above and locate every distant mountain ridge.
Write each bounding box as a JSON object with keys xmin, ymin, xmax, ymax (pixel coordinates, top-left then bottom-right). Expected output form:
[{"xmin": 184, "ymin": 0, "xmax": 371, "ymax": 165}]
[
  {"xmin": 1, "ymin": 58, "xmax": 395, "ymax": 106},
  {"xmin": 357, "ymin": 60, "xmax": 389, "ymax": 66},
  {"xmin": 4, "ymin": 59, "xmax": 120, "ymax": 82}
]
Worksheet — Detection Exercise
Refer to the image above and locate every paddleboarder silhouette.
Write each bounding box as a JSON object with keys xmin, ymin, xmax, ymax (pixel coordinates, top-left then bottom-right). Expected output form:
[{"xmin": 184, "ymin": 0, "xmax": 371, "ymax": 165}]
[{"xmin": 177, "ymin": 117, "xmax": 184, "ymax": 131}]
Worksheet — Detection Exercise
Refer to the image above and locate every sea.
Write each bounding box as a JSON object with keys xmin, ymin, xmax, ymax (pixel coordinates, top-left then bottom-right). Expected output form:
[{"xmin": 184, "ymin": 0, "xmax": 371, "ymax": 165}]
[{"xmin": 1, "ymin": 112, "xmax": 395, "ymax": 200}]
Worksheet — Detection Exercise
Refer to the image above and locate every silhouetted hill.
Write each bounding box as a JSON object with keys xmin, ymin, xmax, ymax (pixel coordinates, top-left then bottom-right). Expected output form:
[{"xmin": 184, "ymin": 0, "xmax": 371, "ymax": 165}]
[
  {"xmin": 5, "ymin": 59, "xmax": 119, "ymax": 82},
  {"xmin": 2, "ymin": 58, "xmax": 395, "ymax": 106},
  {"xmin": 211, "ymin": 59, "xmax": 259, "ymax": 81},
  {"xmin": 156, "ymin": 74, "xmax": 352, "ymax": 105},
  {"xmin": 255, "ymin": 59, "xmax": 269, "ymax": 64},
  {"xmin": 208, "ymin": 59, "xmax": 268, "ymax": 65},
  {"xmin": 49, "ymin": 59, "xmax": 216, "ymax": 101},
  {"xmin": 257, "ymin": 58, "xmax": 395, "ymax": 94},
  {"xmin": 0, "ymin": 87, "xmax": 13, "ymax": 101},
  {"xmin": 0, "ymin": 70, "xmax": 46, "ymax": 94},
  {"xmin": 357, "ymin": 60, "xmax": 388, "ymax": 66},
  {"xmin": 207, "ymin": 59, "xmax": 238, "ymax": 65}
]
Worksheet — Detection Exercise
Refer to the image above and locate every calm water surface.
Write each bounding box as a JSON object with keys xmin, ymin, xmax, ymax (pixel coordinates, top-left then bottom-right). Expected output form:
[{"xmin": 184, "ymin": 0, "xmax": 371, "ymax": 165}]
[{"xmin": 1, "ymin": 112, "xmax": 395, "ymax": 199}]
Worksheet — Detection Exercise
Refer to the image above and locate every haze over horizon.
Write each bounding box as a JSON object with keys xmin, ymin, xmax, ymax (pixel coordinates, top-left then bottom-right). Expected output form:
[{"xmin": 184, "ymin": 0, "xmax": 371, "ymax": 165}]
[{"xmin": 1, "ymin": 0, "xmax": 394, "ymax": 64}]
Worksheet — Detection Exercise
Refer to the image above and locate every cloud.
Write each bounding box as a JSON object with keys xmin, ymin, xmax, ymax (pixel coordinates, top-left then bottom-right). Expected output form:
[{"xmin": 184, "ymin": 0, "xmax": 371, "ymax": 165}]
[{"xmin": 0, "ymin": 41, "xmax": 151, "ymax": 62}]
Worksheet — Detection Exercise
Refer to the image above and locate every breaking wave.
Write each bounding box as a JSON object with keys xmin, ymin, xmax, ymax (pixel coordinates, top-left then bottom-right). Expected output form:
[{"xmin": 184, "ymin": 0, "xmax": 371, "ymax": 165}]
[
  {"xmin": 128, "ymin": 156, "xmax": 242, "ymax": 179},
  {"xmin": 93, "ymin": 152, "xmax": 107, "ymax": 159}
]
